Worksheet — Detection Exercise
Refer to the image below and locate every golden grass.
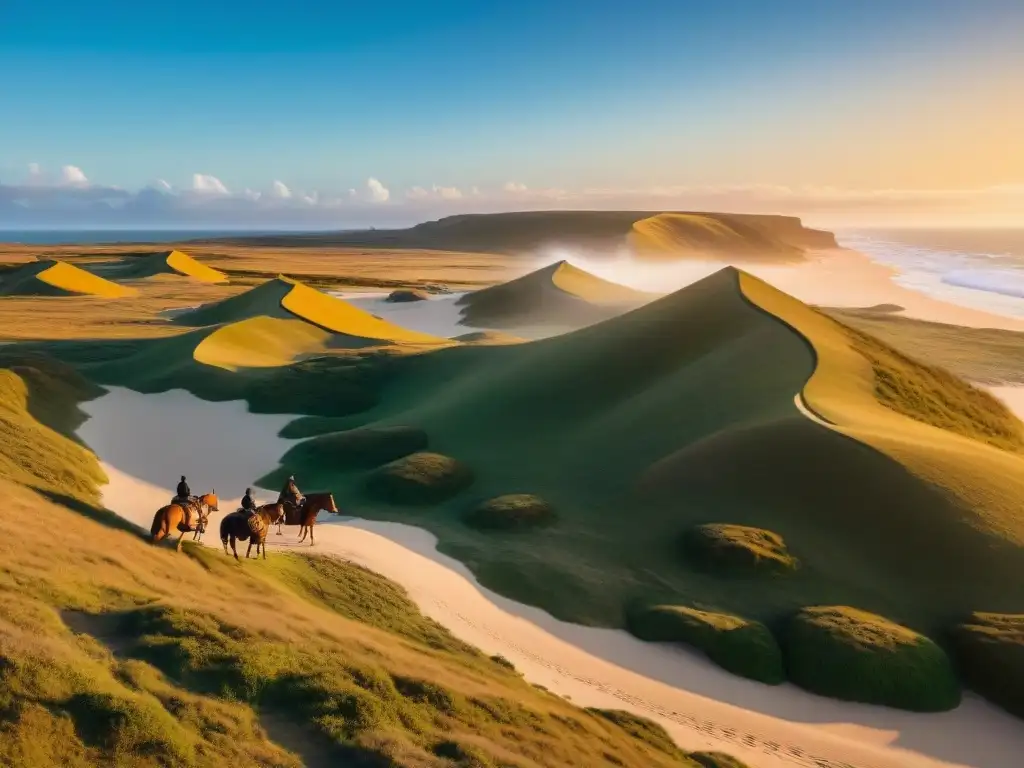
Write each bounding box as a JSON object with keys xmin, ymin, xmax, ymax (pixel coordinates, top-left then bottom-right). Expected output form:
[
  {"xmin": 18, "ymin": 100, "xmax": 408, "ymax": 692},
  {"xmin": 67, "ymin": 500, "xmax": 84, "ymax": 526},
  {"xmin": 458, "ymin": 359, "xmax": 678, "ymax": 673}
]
[
  {"xmin": 549, "ymin": 261, "xmax": 653, "ymax": 304},
  {"xmin": 739, "ymin": 271, "xmax": 1024, "ymax": 545},
  {"xmin": 280, "ymin": 278, "xmax": 449, "ymax": 345},
  {"xmin": 163, "ymin": 250, "xmax": 228, "ymax": 283},
  {"xmin": 191, "ymin": 316, "xmax": 333, "ymax": 371},
  {"xmin": 630, "ymin": 214, "xmax": 803, "ymax": 262}
]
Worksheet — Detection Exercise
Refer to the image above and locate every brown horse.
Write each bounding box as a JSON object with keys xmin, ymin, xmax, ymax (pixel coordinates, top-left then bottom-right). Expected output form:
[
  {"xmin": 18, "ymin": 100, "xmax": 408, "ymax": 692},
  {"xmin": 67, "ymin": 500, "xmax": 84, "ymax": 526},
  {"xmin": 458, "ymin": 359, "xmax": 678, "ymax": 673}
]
[
  {"xmin": 150, "ymin": 492, "xmax": 219, "ymax": 551},
  {"xmin": 220, "ymin": 504, "xmax": 285, "ymax": 561},
  {"xmin": 273, "ymin": 492, "xmax": 339, "ymax": 546}
]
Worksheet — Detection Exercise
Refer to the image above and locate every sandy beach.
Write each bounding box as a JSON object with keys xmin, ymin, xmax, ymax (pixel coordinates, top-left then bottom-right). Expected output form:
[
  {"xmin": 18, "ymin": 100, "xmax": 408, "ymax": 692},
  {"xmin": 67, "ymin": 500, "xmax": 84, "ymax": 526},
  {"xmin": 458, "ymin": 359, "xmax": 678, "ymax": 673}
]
[{"xmin": 77, "ymin": 386, "xmax": 1024, "ymax": 768}]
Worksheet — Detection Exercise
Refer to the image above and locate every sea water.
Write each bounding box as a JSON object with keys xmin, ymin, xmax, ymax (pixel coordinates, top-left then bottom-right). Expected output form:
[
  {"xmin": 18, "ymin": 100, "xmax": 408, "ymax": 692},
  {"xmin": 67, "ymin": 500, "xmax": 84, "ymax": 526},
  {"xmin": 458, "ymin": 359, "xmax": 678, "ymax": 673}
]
[{"xmin": 838, "ymin": 229, "xmax": 1024, "ymax": 319}]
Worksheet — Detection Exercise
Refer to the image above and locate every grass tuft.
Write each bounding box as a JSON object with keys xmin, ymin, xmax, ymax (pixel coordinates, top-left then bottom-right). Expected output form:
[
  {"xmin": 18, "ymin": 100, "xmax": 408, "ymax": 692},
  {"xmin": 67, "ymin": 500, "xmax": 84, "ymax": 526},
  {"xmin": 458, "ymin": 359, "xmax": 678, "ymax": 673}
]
[
  {"xmin": 681, "ymin": 523, "xmax": 798, "ymax": 575},
  {"xmin": 366, "ymin": 452, "xmax": 475, "ymax": 505},
  {"xmin": 784, "ymin": 606, "xmax": 961, "ymax": 711}
]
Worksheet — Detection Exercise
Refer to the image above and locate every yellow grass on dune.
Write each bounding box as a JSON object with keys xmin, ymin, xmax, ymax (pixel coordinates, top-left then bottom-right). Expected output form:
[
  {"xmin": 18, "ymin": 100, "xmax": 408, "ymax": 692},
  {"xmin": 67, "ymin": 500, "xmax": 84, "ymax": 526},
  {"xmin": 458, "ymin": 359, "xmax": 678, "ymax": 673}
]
[
  {"xmin": 163, "ymin": 249, "xmax": 228, "ymax": 283},
  {"xmin": 1, "ymin": 260, "xmax": 136, "ymax": 298},
  {"xmin": 548, "ymin": 260, "xmax": 654, "ymax": 304},
  {"xmin": 740, "ymin": 272, "xmax": 1024, "ymax": 545},
  {"xmin": 280, "ymin": 277, "xmax": 448, "ymax": 345},
  {"xmin": 192, "ymin": 316, "xmax": 334, "ymax": 371},
  {"xmin": 630, "ymin": 213, "xmax": 804, "ymax": 261}
]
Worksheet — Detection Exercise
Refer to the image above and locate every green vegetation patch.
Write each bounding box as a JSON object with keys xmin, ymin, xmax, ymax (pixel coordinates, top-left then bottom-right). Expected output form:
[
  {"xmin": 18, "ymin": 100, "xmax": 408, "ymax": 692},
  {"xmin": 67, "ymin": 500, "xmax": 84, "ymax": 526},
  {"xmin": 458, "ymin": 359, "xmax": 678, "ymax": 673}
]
[
  {"xmin": 0, "ymin": 365, "xmax": 106, "ymax": 502},
  {"xmin": 950, "ymin": 612, "xmax": 1024, "ymax": 719},
  {"xmin": 366, "ymin": 451, "xmax": 475, "ymax": 505},
  {"xmin": 462, "ymin": 494, "xmax": 556, "ymax": 531},
  {"xmin": 784, "ymin": 606, "xmax": 961, "ymax": 711},
  {"xmin": 681, "ymin": 523, "xmax": 798, "ymax": 575},
  {"xmin": 841, "ymin": 322, "xmax": 1024, "ymax": 453},
  {"xmin": 280, "ymin": 426, "xmax": 429, "ymax": 473},
  {"xmin": 626, "ymin": 605, "xmax": 784, "ymax": 685}
]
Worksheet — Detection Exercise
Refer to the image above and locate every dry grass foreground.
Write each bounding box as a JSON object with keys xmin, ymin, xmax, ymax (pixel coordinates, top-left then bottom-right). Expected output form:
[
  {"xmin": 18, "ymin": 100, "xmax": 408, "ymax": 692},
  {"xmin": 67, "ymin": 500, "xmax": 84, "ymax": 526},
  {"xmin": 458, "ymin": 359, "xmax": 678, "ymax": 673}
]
[{"xmin": 0, "ymin": 364, "xmax": 728, "ymax": 766}]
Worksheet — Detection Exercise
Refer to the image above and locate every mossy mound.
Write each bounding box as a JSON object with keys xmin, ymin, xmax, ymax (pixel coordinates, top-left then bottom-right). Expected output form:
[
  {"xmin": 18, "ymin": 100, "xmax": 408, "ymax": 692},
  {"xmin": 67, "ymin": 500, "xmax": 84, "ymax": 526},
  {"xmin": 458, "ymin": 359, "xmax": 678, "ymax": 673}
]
[
  {"xmin": 785, "ymin": 606, "xmax": 961, "ymax": 711},
  {"xmin": 681, "ymin": 523, "xmax": 798, "ymax": 575},
  {"xmin": 950, "ymin": 612, "xmax": 1024, "ymax": 718},
  {"xmin": 689, "ymin": 752, "xmax": 751, "ymax": 768},
  {"xmin": 463, "ymin": 494, "xmax": 555, "ymax": 531},
  {"xmin": 386, "ymin": 289, "xmax": 430, "ymax": 303},
  {"xmin": 366, "ymin": 451, "xmax": 474, "ymax": 505},
  {"xmin": 627, "ymin": 605, "xmax": 784, "ymax": 685},
  {"xmin": 282, "ymin": 426, "xmax": 429, "ymax": 472},
  {"xmin": 453, "ymin": 330, "xmax": 525, "ymax": 345}
]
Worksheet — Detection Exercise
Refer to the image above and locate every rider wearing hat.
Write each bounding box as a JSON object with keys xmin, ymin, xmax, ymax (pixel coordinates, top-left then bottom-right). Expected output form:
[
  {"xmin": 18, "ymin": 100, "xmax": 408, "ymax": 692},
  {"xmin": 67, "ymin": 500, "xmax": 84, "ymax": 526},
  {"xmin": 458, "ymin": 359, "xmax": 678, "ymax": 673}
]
[{"xmin": 278, "ymin": 475, "xmax": 304, "ymax": 509}]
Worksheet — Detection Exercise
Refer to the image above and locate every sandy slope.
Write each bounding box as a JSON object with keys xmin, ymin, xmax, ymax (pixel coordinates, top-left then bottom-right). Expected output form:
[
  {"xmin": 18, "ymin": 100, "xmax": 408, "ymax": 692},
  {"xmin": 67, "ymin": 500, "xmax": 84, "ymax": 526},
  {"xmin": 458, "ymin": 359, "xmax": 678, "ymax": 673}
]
[
  {"xmin": 73, "ymin": 386, "xmax": 1024, "ymax": 768},
  {"xmin": 984, "ymin": 385, "xmax": 1024, "ymax": 422}
]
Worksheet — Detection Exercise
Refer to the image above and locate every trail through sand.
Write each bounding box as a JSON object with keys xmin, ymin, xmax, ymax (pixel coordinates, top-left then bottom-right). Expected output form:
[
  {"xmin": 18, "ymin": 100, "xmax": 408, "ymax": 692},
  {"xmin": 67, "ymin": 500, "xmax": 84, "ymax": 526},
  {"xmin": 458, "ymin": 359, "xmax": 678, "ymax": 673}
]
[{"xmin": 77, "ymin": 387, "xmax": 1024, "ymax": 768}]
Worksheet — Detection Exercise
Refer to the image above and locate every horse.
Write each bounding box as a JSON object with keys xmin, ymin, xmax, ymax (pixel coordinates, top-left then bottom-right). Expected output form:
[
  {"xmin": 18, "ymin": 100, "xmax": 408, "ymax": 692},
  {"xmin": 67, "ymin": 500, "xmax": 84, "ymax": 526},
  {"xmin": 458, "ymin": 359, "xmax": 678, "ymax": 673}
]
[
  {"xmin": 150, "ymin": 492, "xmax": 219, "ymax": 551},
  {"xmin": 273, "ymin": 492, "xmax": 339, "ymax": 546},
  {"xmin": 220, "ymin": 504, "xmax": 285, "ymax": 561}
]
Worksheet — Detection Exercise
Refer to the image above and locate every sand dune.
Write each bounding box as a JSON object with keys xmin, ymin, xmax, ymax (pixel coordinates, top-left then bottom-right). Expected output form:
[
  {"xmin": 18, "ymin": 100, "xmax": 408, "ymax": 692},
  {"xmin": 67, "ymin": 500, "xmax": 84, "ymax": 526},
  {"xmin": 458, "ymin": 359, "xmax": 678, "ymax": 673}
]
[
  {"xmin": 178, "ymin": 276, "xmax": 448, "ymax": 347},
  {"xmin": 76, "ymin": 385, "xmax": 1024, "ymax": 768},
  {"xmin": 192, "ymin": 316, "xmax": 334, "ymax": 371},
  {"xmin": 457, "ymin": 259, "xmax": 652, "ymax": 329},
  {"xmin": 106, "ymin": 249, "xmax": 228, "ymax": 282},
  {"xmin": 0, "ymin": 259, "xmax": 136, "ymax": 298}
]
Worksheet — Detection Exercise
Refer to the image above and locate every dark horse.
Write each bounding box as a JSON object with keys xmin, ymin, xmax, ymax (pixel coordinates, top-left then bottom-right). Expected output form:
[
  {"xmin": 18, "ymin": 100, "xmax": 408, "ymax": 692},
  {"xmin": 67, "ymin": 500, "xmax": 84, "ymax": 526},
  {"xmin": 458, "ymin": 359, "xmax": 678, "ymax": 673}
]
[
  {"xmin": 220, "ymin": 505, "xmax": 285, "ymax": 561},
  {"xmin": 150, "ymin": 492, "xmax": 219, "ymax": 551},
  {"xmin": 274, "ymin": 492, "xmax": 339, "ymax": 546}
]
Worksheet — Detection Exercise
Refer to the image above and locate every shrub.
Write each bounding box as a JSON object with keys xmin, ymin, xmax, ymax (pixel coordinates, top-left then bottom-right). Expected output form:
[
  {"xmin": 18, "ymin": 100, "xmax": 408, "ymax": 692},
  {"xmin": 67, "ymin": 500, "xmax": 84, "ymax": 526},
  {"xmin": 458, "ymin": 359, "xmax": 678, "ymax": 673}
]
[
  {"xmin": 463, "ymin": 494, "xmax": 555, "ymax": 531},
  {"xmin": 386, "ymin": 290, "xmax": 429, "ymax": 303},
  {"xmin": 626, "ymin": 605, "xmax": 784, "ymax": 684},
  {"xmin": 784, "ymin": 606, "xmax": 961, "ymax": 711},
  {"xmin": 365, "ymin": 452, "xmax": 474, "ymax": 504},
  {"xmin": 949, "ymin": 612, "xmax": 1024, "ymax": 718},
  {"xmin": 681, "ymin": 523, "xmax": 797, "ymax": 575}
]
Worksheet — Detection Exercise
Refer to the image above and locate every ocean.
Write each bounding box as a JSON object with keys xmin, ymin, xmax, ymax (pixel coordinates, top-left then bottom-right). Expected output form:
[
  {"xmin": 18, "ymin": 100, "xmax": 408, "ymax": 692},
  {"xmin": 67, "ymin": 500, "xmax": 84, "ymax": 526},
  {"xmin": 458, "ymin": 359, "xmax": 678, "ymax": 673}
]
[{"xmin": 838, "ymin": 228, "xmax": 1024, "ymax": 319}]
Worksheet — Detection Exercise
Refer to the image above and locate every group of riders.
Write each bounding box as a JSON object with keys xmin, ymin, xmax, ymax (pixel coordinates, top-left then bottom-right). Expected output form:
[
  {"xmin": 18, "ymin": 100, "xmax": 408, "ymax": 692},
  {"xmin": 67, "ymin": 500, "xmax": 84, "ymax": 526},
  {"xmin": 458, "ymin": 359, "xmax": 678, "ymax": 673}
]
[{"xmin": 173, "ymin": 474, "xmax": 304, "ymax": 531}]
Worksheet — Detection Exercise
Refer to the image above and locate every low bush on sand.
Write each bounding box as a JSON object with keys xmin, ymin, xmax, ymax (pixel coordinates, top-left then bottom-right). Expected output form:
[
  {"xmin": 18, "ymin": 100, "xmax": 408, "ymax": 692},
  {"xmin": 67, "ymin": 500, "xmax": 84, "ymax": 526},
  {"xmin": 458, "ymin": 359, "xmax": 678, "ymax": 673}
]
[
  {"xmin": 681, "ymin": 523, "xmax": 798, "ymax": 575},
  {"xmin": 627, "ymin": 605, "xmax": 784, "ymax": 684},
  {"xmin": 689, "ymin": 752, "xmax": 751, "ymax": 768},
  {"xmin": 463, "ymin": 494, "xmax": 556, "ymax": 531},
  {"xmin": 366, "ymin": 451, "xmax": 474, "ymax": 504},
  {"xmin": 950, "ymin": 612, "xmax": 1024, "ymax": 718},
  {"xmin": 784, "ymin": 606, "xmax": 961, "ymax": 711},
  {"xmin": 282, "ymin": 426, "xmax": 429, "ymax": 472}
]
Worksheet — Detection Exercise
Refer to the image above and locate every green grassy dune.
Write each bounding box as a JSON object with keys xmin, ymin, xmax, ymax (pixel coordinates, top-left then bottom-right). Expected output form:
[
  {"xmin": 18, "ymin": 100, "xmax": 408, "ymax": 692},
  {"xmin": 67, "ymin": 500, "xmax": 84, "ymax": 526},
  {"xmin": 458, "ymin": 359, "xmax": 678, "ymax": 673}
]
[
  {"xmin": 0, "ymin": 359, "xmax": 737, "ymax": 766},
  {"xmin": 18, "ymin": 262, "xmax": 1024, "ymax": 716}
]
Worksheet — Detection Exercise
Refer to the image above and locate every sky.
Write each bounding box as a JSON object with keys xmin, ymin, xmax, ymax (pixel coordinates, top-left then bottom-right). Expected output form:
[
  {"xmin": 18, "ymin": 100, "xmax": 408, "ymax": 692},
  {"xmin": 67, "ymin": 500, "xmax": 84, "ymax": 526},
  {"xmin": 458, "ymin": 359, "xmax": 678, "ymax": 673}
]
[{"xmin": 1, "ymin": 0, "xmax": 1022, "ymax": 229}]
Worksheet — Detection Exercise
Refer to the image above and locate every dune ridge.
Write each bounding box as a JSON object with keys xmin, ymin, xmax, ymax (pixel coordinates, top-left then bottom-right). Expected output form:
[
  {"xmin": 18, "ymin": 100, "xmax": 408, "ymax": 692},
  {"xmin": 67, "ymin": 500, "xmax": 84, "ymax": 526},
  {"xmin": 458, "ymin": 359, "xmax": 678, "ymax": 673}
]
[
  {"xmin": 0, "ymin": 259, "xmax": 136, "ymax": 298},
  {"xmin": 110, "ymin": 249, "xmax": 229, "ymax": 282},
  {"xmin": 457, "ymin": 259, "xmax": 653, "ymax": 328},
  {"xmin": 630, "ymin": 213, "xmax": 807, "ymax": 261}
]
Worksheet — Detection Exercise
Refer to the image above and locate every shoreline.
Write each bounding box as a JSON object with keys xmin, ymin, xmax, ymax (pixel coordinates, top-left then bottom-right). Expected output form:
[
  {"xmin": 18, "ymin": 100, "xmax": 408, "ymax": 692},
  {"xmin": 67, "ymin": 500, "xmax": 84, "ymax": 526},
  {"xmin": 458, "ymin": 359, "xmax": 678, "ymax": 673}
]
[{"xmin": 76, "ymin": 386, "xmax": 1024, "ymax": 768}]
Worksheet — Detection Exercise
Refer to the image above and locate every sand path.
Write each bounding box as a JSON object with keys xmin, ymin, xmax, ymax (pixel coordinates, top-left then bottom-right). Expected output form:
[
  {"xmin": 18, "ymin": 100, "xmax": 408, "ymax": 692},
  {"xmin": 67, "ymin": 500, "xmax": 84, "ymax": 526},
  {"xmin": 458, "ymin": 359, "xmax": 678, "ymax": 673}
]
[{"xmin": 76, "ymin": 387, "xmax": 1024, "ymax": 768}]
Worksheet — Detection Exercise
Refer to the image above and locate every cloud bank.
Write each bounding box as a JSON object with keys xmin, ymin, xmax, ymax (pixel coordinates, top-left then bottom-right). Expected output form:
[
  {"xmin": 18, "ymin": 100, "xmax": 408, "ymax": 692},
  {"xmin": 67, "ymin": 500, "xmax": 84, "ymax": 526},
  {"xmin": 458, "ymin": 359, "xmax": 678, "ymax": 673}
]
[{"xmin": 1, "ymin": 164, "xmax": 1020, "ymax": 229}]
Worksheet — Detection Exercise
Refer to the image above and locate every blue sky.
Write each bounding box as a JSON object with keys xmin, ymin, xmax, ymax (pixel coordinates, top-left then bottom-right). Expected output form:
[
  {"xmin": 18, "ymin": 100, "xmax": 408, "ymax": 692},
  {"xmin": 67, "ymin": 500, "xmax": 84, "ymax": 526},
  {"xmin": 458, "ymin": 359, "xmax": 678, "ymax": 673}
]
[{"xmin": 1, "ymin": 0, "xmax": 1022, "ymax": 227}]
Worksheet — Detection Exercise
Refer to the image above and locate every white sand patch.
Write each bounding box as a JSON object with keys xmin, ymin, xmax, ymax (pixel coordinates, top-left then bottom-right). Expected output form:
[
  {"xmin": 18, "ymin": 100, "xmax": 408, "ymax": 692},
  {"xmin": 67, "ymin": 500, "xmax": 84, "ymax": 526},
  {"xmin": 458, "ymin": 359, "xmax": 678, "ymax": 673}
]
[
  {"xmin": 76, "ymin": 387, "xmax": 1024, "ymax": 768},
  {"xmin": 332, "ymin": 291, "xmax": 470, "ymax": 338}
]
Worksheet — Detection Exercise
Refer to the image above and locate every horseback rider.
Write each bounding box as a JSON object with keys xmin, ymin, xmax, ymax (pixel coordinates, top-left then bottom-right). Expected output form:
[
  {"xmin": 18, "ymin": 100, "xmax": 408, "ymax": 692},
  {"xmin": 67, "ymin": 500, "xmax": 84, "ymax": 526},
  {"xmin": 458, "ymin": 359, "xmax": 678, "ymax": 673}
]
[
  {"xmin": 240, "ymin": 487, "xmax": 257, "ymax": 517},
  {"xmin": 174, "ymin": 475, "xmax": 191, "ymax": 505},
  {"xmin": 278, "ymin": 475, "xmax": 304, "ymax": 510}
]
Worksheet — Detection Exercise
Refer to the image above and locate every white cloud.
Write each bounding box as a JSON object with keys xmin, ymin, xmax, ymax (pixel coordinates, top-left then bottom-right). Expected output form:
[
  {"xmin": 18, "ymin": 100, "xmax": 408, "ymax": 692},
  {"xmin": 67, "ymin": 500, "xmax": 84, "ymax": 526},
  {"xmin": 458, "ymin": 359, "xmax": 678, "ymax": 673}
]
[
  {"xmin": 503, "ymin": 181, "xmax": 527, "ymax": 193},
  {"xmin": 470, "ymin": 186, "xmax": 481, "ymax": 196},
  {"xmin": 242, "ymin": 188, "xmax": 262, "ymax": 201},
  {"xmin": 366, "ymin": 177, "xmax": 390, "ymax": 203},
  {"xmin": 192, "ymin": 173, "xmax": 229, "ymax": 195},
  {"xmin": 60, "ymin": 165, "xmax": 89, "ymax": 186},
  {"xmin": 301, "ymin": 191, "xmax": 319, "ymax": 206},
  {"xmin": 433, "ymin": 184, "xmax": 462, "ymax": 200},
  {"xmin": 154, "ymin": 179, "xmax": 173, "ymax": 192},
  {"xmin": 348, "ymin": 188, "xmax": 357, "ymax": 198},
  {"xmin": 271, "ymin": 180, "xmax": 292, "ymax": 199},
  {"xmin": 26, "ymin": 163, "xmax": 44, "ymax": 184}
]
